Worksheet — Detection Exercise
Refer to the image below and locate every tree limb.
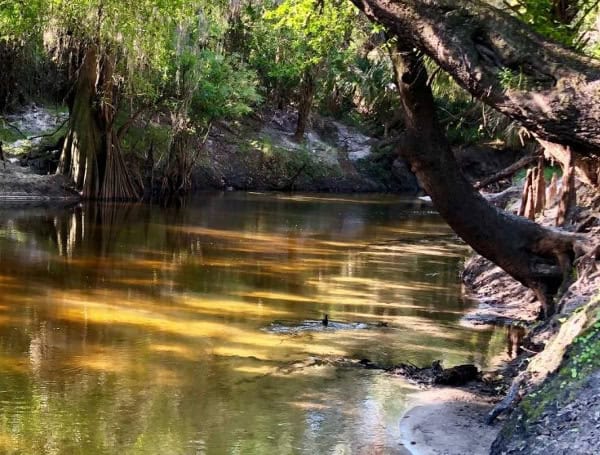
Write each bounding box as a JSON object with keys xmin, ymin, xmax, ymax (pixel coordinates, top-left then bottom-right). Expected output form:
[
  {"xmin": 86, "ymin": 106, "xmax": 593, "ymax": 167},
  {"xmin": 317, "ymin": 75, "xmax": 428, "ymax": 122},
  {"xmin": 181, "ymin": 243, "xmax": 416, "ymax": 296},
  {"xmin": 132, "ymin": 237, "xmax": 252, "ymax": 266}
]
[
  {"xmin": 348, "ymin": 0, "xmax": 600, "ymax": 156},
  {"xmin": 474, "ymin": 153, "xmax": 539, "ymax": 189}
]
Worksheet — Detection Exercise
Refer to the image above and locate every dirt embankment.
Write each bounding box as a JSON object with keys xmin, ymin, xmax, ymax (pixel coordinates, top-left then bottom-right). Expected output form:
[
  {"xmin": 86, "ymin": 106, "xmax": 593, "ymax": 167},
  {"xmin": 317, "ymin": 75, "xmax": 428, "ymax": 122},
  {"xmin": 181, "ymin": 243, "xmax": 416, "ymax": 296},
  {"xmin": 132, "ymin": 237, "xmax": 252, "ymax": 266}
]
[
  {"xmin": 0, "ymin": 160, "xmax": 78, "ymax": 203},
  {"xmin": 0, "ymin": 105, "xmax": 78, "ymax": 203},
  {"xmin": 2, "ymin": 104, "xmax": 522, "ymax": 200},
  {"xmin": 1, "ymin": 105, "xmax": 422, "ymax": 198},
  {"xmin": 191, "ymin": 109, "xmax": 420, "ymax": 193}
]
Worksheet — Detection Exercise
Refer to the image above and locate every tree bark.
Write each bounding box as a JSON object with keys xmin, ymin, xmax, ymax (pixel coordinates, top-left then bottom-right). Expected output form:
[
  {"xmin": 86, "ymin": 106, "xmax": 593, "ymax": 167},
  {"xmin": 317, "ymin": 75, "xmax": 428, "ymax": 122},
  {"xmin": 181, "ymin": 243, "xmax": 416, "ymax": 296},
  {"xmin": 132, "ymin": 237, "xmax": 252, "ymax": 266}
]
[
  {"xmin": 348, "ymin": 0, "xmax": 600, "ymax": 164},
  {"xmin": 58, "ymin": 46, "xmax": 140, "ymax": 200},
  {"xmin": 388, "ymin": 41, "xmax": 582, "ymax": 318},
  {"xmin": 58, "ymin": 46, "xmax": 103, "ymax": 198},
  {"xmin": 294, "ymin": 69, "xmax": 317, "ymax": 141}
]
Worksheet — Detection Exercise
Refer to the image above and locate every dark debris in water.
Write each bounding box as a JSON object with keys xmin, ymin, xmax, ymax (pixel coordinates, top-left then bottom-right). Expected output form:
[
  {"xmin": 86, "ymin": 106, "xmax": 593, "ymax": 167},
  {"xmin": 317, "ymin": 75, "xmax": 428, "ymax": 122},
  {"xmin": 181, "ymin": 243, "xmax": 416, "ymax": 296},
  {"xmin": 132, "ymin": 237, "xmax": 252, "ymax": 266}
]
[
  {"xmin": 275, "ymin": 356, "xmax": 480, "ymax": 387},
  {"xmin": 263, "ymin": 319, "xmax": 388, "ymax": 334}
]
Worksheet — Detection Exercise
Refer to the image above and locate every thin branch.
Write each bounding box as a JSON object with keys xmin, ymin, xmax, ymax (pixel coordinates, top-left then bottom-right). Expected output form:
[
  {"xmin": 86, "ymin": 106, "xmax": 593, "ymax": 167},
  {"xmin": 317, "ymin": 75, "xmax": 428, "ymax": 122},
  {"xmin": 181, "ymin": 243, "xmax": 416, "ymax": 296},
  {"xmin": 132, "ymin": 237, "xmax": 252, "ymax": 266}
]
[
  {"xmin": 572, "ymin": 0, "xmax": 600, "ymax": 36},
  {"xmin": 0, "ymin": 118, "xmax": 27, "ymax": 139},
  {"xmin": 27, "ymin": 117, "xmax": 70, "ymax": 140},
  {"xmin": 426, "ymin": 66, "xmax": 442, "ymax": 87}
]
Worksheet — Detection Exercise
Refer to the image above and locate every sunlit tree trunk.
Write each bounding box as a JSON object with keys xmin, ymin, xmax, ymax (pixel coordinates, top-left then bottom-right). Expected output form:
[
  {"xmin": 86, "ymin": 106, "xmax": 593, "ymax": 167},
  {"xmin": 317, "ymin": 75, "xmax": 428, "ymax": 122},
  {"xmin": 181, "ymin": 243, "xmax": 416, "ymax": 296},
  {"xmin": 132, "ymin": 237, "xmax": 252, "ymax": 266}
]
[
  {"xmin": 58, "ymin": 46, "xmax": 103, "ymax": 197},
  {"xmin": 347, "ymin": 0, "xmax": 600, "ymax": 317},
  {"xmin": 58, "ymin": 46, "xmax": 140, "ymax": 200}
]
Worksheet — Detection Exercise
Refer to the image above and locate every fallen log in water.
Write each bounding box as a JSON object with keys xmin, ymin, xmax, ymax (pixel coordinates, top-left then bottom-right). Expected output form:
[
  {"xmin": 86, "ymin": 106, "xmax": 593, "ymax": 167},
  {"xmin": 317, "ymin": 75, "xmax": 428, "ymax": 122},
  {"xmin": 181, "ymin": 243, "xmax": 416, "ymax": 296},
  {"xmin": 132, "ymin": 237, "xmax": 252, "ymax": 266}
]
[
  {"xmin": 385, "ymin": 360, "xmax": 480, "ymax": 386},
  {"xmin": 274, "ymin": 356, "xmax": 481, "ymax": 387}
]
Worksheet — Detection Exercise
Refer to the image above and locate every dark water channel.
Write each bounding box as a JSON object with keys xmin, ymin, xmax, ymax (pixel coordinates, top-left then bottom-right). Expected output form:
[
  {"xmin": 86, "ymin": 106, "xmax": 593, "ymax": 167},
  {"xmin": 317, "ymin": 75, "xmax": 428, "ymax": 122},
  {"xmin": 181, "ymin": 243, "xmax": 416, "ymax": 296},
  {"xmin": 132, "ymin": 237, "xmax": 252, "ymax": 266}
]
[{"xmin": 0, "ymin": 193, "xmax": 505, "ymax": 454}]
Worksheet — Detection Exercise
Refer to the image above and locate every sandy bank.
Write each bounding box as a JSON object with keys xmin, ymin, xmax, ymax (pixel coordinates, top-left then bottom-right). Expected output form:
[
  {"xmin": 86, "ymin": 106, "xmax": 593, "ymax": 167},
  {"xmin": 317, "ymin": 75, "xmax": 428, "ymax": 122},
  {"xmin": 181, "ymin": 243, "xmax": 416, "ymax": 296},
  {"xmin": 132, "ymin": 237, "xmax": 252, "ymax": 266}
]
[{"xmin": 399, "ymin": 388, "xmax": 500, "ymax": 455}]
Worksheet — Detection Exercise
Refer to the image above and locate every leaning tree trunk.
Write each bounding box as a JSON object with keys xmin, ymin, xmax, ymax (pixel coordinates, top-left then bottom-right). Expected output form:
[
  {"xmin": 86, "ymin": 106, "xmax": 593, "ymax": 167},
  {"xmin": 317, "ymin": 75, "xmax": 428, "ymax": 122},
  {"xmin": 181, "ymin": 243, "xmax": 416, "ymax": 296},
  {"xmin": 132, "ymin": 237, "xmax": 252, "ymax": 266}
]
[
  {"xmin": 58, "ymin": 46, "xmax": 140, "ymax": 200},
  {"xmin": 294, "ymin": 69, "xmax": 317, "ymax": 141},
  {"xmin": 348, "ymin": 0, "xmax": 600, "ymax": 182},
  {"xmin": 389, "ymin": 41, "xmax": 583, "ymax": 318}
]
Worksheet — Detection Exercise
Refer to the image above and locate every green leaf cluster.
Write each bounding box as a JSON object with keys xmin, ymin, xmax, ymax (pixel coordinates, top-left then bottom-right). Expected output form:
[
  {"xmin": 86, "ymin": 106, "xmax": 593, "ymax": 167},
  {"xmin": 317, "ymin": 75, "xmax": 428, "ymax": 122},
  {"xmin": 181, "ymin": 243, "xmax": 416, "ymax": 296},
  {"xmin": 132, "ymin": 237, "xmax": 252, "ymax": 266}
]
[
  {"xmin": 505, "ymin": 0, "xmax": 600, "ymax": 56},
  {"xmin": 189, "ymin": 50, "xmax": 262, "ymax": 124}
]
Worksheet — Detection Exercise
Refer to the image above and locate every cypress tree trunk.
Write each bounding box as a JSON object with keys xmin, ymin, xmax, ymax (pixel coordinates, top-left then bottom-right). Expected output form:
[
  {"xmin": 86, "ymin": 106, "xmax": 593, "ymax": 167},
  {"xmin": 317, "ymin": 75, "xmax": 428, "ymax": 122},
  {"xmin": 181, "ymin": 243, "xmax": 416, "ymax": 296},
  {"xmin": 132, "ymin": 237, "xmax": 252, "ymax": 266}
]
[
  {"xmin": 58, "ymin": 46, "xmax": 103, "ymax": 198},
  {"xmin": 58, "ymin": 46, "xmax": 140, "ymax": 200}
]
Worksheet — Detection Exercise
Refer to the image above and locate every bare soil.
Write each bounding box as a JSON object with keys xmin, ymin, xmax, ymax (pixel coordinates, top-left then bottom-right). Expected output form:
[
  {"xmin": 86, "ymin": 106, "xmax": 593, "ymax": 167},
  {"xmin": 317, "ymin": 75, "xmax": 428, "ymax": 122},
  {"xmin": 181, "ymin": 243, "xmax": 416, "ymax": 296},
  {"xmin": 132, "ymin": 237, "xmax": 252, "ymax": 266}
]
[{"xmin": 399, "ymin": 388, "xmax": 500, "ymax": 455}]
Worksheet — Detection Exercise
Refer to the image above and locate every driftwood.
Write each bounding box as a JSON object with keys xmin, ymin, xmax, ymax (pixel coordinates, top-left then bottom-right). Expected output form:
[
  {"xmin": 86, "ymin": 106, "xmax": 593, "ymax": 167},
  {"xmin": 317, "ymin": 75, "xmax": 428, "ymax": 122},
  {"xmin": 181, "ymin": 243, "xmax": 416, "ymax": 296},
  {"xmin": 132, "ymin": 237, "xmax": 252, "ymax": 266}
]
[
  {"xmin": 278, "ymin": 357, "xmax": 480, "ymax": 387},
  {"xmin": 485, "ymin": 374, "xmax": 526, "ymax": 425},
  {"xmin": 483, "ymin": 186, "xmax": 521, "ymax": 208},
  {"xmin": 434, "ymin": 364, "xmax": 479, "ymax": 386}
]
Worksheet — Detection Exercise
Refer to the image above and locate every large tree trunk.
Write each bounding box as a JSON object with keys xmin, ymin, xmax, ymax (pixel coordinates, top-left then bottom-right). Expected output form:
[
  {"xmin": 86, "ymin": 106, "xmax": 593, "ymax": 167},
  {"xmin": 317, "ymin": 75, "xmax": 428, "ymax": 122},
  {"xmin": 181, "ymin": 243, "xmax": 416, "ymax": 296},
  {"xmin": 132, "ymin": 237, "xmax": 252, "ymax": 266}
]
[
  {"xmin": 58, "ymin": 46, "xmax": 103, "ymax": 198},
  {"xmin": 294, "ymin": 69, "xmax": 317, "ymax": 141},
  {"xmin": 58, "ymin": 46, "xmax": 140, "ymax": 200},
  {"xmin": 349, "ymin": 0, "xmax": 600, "ymax": 175},
  {"xmin": 388, "ymin": 40, "xmax": 583, "ymax": 318}
]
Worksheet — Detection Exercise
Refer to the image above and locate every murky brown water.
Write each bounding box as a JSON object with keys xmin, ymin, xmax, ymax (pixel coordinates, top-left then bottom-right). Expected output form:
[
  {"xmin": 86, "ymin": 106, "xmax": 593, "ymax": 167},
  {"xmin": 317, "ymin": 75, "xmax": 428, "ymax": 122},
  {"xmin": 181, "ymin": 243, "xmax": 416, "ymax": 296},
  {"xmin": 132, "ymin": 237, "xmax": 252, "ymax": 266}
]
[{"xmin": 0, "ymin": 193, "xmax": 504, "ymax": 454}]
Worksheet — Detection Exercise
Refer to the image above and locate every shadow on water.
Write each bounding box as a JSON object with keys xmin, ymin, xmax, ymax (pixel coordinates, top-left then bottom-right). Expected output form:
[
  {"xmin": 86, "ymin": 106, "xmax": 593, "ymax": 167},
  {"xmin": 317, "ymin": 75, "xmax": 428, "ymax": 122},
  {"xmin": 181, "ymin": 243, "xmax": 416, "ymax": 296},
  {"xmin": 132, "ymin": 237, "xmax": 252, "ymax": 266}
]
[{"xmin": 0, "ymin": 193, "xmax": 507, "ymax": 454}]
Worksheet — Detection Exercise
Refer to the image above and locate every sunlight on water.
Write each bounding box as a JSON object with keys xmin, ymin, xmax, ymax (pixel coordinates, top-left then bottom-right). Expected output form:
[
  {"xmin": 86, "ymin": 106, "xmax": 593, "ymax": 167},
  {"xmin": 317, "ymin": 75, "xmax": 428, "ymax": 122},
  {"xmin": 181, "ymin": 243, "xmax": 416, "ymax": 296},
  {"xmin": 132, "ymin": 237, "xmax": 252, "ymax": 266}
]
[{"xmin": 0, "ymin": 193, "xmax": 506, "ymax": 454}]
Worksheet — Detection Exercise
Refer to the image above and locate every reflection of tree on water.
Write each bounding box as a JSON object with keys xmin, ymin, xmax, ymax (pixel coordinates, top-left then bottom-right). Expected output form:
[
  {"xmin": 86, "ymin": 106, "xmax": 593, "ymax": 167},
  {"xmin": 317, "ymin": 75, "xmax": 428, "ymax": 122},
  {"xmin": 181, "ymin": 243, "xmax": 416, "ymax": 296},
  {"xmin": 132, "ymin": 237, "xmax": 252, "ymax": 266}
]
[
  {"xmin": 0, "ymin": 195, "xmax": 507, "ymax": 453},
  {"xmin": 507, "ymin": 325, "xmax": 526, "ymax": 359},
  {"xmin": 1, "ymin": 197, "xmax": 504, "ymax": 366}
]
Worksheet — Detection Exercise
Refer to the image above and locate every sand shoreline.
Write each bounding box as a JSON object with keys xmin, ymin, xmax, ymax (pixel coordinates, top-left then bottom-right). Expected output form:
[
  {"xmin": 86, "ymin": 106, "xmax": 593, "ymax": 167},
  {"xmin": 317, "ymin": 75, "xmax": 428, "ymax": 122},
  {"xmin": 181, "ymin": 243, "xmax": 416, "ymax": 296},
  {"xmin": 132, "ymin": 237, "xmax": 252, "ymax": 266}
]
[{"xmin": 398, "ymin": 388, "xmax": 500, "ymax": 455}]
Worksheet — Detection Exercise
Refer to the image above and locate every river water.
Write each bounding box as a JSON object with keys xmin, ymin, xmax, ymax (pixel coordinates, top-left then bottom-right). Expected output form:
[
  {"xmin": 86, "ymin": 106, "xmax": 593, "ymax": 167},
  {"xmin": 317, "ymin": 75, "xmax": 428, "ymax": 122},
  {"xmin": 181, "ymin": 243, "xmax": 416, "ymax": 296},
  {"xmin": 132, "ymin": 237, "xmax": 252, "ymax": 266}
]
[{"xmin": 0, "ymin": 193, "xmax": 504, "ymax": 454}]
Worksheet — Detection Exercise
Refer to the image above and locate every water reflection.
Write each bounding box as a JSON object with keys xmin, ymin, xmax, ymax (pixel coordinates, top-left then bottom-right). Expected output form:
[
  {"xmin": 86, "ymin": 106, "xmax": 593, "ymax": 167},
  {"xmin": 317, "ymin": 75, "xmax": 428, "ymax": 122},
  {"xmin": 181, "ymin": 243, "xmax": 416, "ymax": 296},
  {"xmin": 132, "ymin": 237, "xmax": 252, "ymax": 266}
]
[{"xmin": 0, "ymin": 193, "xmax": 504, "ymax": 454}]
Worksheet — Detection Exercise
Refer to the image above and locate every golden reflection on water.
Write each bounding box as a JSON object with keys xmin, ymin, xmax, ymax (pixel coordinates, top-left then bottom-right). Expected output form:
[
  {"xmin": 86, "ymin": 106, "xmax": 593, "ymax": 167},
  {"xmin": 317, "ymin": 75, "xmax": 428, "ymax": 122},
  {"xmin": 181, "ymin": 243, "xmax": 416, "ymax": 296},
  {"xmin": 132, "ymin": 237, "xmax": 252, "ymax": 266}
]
[{"xmin": 0, "ymin": 193, "xmax": 506, "ymax": 454}]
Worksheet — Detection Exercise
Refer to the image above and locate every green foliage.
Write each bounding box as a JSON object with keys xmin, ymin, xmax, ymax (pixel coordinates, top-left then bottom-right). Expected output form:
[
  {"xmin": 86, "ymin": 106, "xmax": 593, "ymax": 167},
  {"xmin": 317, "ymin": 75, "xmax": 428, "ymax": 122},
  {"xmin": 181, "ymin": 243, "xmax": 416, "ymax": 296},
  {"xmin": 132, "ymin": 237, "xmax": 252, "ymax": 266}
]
[
  {"xmin": 0, "ymin": 0, "xmax": 44, "ymax": 40},
  {"xmin": 48, "ymin": 0, "xmax": 205, "ymax": 70},
  {"xmin": 354, "ymin": 145, "xmax": 397, "ymax": 187},
  {"xmin": 190, "ymin": 51, "xmax": 262, "ymax": 124},
  {"xmin": 248, "ymin": 135, "xmax": 339, "ymax": 181},
  {"xmin": 247, "ymin": 0, "xmax": 358, "ymax": 102},
  {"xmin": 121, "ymin": 120, "xmax": 172, "ymax": 159},
  {"xmin": 333, "ymin": 41, "xmax": 401, "ymax": 132},
  {"xmin": 498, "ymin": 67, "xmax": 525, "ymax": 90},
  {"xmin": 506, "ymin": 0, "xmax": 600, "ymax": 56},
  {"xmin": 0, "ymin": 124, "xmax": 23, "ymax": 143},
  {"xmin": 566, "ymin": 310, "xmax": 600, "ymax": 380},
  {"xmin": 263, "ymin": 0, "xmax": 357, "ymax": 69}
]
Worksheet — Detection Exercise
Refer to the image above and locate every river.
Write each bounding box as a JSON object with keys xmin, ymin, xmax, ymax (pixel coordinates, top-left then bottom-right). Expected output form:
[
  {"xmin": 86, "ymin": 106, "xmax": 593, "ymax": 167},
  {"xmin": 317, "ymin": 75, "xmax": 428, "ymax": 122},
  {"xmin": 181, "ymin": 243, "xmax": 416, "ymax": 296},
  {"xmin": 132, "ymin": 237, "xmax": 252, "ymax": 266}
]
[{"xmin": 0, "ymin": 193, "xmax": 504, "ymax": 454}]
